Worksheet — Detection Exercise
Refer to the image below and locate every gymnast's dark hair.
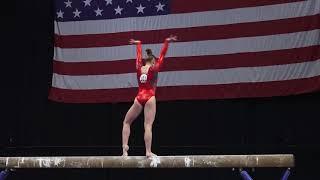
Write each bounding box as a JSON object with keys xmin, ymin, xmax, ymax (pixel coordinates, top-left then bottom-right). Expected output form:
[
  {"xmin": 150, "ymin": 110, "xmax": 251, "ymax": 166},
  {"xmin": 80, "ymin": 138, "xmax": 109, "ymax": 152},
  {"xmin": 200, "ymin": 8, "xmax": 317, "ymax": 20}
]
[{"xmin": 146, "ymin": 49, "xmax": 157, "ymax": 60}]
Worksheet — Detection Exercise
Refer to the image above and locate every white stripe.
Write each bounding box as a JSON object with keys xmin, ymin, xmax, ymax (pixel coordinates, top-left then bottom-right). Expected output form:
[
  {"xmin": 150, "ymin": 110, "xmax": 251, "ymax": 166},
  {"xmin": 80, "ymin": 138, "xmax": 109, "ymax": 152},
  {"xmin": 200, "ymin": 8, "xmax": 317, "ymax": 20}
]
[
  {"xmin": 54, "ymin": 0, "xmax": 320, "ymax": 35},
  {"xmin": 52, "ymin": 59, "xmax": 320, "ymax": 90},
  {"xmin": 54, "ymin": 29, "xmax": 320, "ymax": 62}
]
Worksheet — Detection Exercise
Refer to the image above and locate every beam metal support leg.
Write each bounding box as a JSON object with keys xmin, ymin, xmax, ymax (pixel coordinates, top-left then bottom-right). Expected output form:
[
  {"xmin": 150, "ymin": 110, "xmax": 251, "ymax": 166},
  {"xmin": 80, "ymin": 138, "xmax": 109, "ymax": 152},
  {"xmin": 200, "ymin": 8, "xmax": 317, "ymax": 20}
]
[{"xmin": 281, "ymin": 168, "xmax": 291, "ymax": 180}]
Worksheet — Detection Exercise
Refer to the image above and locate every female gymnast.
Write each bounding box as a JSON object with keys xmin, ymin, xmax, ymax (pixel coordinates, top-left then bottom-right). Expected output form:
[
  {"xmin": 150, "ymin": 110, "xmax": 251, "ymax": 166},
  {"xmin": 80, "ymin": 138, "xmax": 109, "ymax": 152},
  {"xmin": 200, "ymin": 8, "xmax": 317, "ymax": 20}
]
[{"xmin": 122, "ymin": 35, "xmax": 177, "ymax": 157}]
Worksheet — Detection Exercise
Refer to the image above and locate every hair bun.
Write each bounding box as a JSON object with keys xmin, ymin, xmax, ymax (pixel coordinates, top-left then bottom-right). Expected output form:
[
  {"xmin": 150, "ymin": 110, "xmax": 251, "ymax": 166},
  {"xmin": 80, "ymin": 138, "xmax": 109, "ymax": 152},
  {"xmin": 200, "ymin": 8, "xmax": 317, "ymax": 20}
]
[{"xmin": 146, "ymin": 49, "xmax": 153, "ymax": 55}]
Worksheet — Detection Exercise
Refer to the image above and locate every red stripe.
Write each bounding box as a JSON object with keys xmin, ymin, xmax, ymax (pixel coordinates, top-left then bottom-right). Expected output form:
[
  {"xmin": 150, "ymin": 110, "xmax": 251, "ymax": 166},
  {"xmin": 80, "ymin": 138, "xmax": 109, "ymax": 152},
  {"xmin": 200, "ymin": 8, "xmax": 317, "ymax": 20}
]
[
  {"xmin": 49, "ymin": 75, "xmax": 320, "ymax": 103},
  {"xmin": 53, "ymin": 45, "xmax": 320, "ymax": 75},
  {"xmin": 54, "ymin": 14, "xmax": 320, "ymax": 48},
  {"xmin": 171, "ymin": 0, "xmax": 305, "ymax": 14}
]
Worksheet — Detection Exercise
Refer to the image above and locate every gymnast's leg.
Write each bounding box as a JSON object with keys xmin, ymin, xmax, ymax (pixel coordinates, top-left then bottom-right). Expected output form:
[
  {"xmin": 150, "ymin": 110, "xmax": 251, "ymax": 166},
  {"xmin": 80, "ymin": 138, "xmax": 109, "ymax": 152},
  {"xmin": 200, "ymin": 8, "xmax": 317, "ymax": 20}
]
[
  {"xmin": 144, "ymin": 96, "xmax": 157, "ymax": 158},
  {"xmin": 122, "ymin": 98, "xmax": 143, "ymax": 156}
]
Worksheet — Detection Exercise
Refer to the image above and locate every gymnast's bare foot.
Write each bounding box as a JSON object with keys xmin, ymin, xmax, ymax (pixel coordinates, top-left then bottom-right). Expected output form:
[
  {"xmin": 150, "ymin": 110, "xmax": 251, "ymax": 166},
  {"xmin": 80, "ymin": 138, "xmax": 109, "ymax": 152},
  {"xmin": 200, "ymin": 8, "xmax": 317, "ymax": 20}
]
[
  {"xmin": 146, "ymin": 152, "xmax": 157, "ymax": 158},
  {"xmin": 122, "ymin": 145, "xmax": 129, "ymax": 156}
]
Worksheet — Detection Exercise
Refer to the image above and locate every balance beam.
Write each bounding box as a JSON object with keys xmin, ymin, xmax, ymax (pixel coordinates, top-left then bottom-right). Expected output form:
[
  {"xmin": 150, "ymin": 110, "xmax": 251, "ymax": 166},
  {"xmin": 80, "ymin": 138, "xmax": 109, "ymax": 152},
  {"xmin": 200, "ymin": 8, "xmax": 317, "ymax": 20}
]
[{"xmin": 0, "ymin": 154, "xmax": 294, "ymax": 168}]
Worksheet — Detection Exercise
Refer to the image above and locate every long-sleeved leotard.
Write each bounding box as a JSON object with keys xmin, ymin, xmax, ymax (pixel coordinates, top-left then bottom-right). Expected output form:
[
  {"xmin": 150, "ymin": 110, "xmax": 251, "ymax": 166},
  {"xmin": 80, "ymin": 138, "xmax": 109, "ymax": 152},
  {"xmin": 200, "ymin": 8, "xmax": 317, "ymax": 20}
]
[{"xmin": 135, "ymin": 40, "xmax": 169, "ymax": 106}]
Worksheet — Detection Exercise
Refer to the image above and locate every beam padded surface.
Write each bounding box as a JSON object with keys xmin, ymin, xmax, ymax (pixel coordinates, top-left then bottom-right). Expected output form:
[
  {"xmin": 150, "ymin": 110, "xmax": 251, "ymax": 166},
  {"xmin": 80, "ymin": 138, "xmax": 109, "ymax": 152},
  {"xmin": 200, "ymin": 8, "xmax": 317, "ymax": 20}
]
[{"xmin": 0, "ymin": 154, "xmax": 295, "ymax": 168}]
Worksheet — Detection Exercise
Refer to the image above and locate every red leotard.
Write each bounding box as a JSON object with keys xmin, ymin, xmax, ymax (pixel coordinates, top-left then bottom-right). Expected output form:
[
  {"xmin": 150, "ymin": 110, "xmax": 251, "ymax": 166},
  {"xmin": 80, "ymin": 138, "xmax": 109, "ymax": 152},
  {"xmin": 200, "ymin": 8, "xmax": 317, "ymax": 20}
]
[{"xmin": 135, "ymin": 40, "xmax": 169, "ymax": 106}]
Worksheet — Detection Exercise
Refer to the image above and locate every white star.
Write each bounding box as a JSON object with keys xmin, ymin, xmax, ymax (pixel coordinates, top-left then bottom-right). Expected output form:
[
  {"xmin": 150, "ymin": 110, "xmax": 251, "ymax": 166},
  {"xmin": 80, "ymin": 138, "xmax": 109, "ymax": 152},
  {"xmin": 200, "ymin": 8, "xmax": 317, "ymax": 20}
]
[
  {"xmin": 105, "ymin": 0, "xmax": 112, "ymax": 6},
  {"xmin": 64, "ymin": 0, "xmax": 72, "ymax": 8},
  {"xmin": 114, "ymin": 5, "xmax": 123, "ymax": 15},
  {"xmin": 73, "ymin": 9, "xmax": 82, "ymax": 18},
  {"xmin": 126, "ymin": 0, "xmax": 133, "ymax": 3},
  {"xmin": 57, "ymin": 10, "xmax": 64, "ymax": 18},
  {"xmin": 83, "ymin": 0, "xmax": 92, "ymax": 7},
  {"xmin": 136, "ymin": 4, "xmax": 145, "ymax": 14},
  {"xmin": 155, "ymin": 2, "xmax": 165, "ymax": 12},
  {"xmin": 94, "ymin": 7, "xmax": 103, "ymax": 16}
]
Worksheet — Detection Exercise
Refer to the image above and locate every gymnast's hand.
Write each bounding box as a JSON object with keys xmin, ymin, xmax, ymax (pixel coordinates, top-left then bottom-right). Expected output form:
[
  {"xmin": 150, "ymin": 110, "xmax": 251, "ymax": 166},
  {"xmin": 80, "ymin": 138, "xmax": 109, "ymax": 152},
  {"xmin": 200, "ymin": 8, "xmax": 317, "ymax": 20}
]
[
  {"xmin": 166, "ymin": 35, "xmax": 178, "ymax": 42},
  {"xmin": 129, "ymin": 39, "xmax": 141, "ymax": 44}
]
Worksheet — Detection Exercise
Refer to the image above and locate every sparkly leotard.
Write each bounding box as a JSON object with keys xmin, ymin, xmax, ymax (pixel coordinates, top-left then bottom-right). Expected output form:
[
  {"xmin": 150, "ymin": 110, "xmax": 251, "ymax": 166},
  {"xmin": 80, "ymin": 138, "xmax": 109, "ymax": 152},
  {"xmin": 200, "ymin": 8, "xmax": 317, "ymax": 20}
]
[{"xmin": 135, "ymin": 40, "xmax": 169, "ymax": 106}]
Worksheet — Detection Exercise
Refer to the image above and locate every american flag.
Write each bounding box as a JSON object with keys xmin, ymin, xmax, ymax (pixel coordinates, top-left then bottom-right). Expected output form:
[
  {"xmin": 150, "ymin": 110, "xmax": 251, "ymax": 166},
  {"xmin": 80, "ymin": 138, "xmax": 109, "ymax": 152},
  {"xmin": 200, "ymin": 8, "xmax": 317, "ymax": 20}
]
[{"xmin": 50, "ymin": 0, "xmax": 320, "ymax": 103}]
